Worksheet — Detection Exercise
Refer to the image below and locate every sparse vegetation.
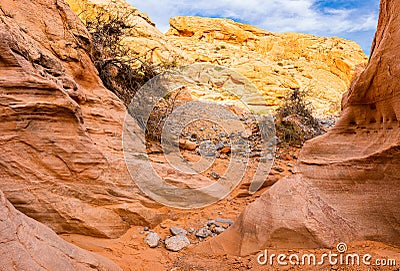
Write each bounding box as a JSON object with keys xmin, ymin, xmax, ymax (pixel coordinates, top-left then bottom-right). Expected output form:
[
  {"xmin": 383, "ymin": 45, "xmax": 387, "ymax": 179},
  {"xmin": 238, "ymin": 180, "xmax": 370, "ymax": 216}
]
[
  {"xmin": 79, "ymin": 1, "xmax": 181, "ymax": 142},
  {"xmin": 78, "ymin": 0, "xmax": 180, "ymax": 108},
  {"xmin": 275, "ymin": 88, "xmax": 324, "ymax": 146},
  {"xmin": 79, "ymin": 2, "xmax": 161, "ymax": 106},
  {"xmin": 145, "ymin": 88, "xmax": 185, "ymax": 142}
]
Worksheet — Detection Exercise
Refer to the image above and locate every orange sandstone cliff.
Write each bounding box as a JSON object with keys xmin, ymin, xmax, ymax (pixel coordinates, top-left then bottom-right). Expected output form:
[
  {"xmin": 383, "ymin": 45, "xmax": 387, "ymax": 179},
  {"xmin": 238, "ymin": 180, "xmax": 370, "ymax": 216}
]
[{"xmin": 0, "ymin": 0, "xmax": 171, "ymax": 240}]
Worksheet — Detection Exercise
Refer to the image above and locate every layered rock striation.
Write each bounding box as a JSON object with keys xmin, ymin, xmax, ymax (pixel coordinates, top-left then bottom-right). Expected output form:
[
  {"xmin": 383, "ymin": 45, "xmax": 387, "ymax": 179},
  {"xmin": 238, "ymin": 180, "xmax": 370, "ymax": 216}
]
[
  {"xmin": 0, "ymin": 0, "xmax": 170, "ymax": 239},
  {"xmin": 166, "ymin": 16, "xmax": 368, "ymax": 115},
  {"xmin": 198, "ymin": 0, "xmax": 400, "ymax": 256},
  {"xmin": 0, "ymin": 190, "xmax": 121, "ymax": 270},
  {"xmin": 66, "ymin": 0, "xmax": 368, "ymax": 116}
]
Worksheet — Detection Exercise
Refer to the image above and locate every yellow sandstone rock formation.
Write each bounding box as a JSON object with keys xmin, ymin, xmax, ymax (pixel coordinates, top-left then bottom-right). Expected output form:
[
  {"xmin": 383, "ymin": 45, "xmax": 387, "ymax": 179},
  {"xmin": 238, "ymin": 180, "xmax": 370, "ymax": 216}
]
[
  {"xmin": 66, "ymin": 0, "xmax": 188, "ymax": 64},
  {"xmin": 166, "ymin": 16, "xmax": 368, "ymax": 115},
  {"xmin": 66, "ymin": 0, "xmax": 368, "ymax": 116}
]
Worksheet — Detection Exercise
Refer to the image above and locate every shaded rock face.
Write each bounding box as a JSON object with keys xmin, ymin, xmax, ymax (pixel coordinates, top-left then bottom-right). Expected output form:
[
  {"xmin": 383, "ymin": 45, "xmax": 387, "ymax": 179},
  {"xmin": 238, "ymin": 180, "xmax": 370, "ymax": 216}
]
[
  {"xmin": 0, "ymin": 0, "xmax": 168, "ymax": 238},
  {"xmin": 0, "ymin": 189, "xmax": 121, "ymax": 271},
  {"xmin": 199, "ymin": 0, "xmax": 400, "ymax": 256}
]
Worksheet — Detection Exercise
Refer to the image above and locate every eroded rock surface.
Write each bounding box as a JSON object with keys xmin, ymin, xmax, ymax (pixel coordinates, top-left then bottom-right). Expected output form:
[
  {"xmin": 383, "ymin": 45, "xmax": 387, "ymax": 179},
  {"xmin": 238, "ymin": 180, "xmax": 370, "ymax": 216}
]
[
  {"xmin": 198, "ymin": 0, "xmax": 400, "ymax": 256},
  {"xmin": 166, "ymin": 16, "xmax": 367, "ymax": 115},
  {"xmin": 66, "ymin": 0, "xmax": 189, "ymax": 64},
  {"xmin": 0, "ymin": 0, "xmax": 170, "ymax": 238},
  {"xmin": 66, "ymin": 0, "xmax": 367, "ymax": 116},
  {"xmin": 0, "ymin": 189, "xmax": 121, "ymax": 271}
]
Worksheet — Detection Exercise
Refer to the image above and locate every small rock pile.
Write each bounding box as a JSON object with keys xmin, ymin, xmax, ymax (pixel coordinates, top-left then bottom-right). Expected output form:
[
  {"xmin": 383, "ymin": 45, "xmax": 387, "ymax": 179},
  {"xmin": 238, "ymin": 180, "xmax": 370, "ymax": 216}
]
[
  {"xmin": 144, "ymin": 218, "xmax": 234, "ymax": 252},
  {"xmin": 179, "ymin": 113, "xmax": 269, "ymax": 161}
]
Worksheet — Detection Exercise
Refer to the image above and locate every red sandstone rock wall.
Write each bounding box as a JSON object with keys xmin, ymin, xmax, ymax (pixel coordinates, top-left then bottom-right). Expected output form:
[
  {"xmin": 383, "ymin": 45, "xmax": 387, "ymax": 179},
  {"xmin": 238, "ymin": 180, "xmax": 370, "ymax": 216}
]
[
  {"xmin": 0, "ymin": 0, "xmax": 166, "ymax": 238},
  {"xmin": 0, "ymin": 190, "xmax": 122, "ymax": 270}
]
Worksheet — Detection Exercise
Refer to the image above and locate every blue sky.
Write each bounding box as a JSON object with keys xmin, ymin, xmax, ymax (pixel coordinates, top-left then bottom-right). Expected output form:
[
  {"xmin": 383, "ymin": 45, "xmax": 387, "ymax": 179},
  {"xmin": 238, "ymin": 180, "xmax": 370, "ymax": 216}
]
[{"xmin": 129, "ymin": 0, "xmax": 380, "ymax": 55}]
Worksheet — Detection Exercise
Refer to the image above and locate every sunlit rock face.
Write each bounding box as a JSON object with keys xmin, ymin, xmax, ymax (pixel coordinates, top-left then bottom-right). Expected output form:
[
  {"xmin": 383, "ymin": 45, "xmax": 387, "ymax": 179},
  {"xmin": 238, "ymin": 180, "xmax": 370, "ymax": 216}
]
[
  {"xmin": 0, "ymin": 0, "xmax": 171, "ymax": 238},
  {"xmin": 67, "ymin": 0, "xmax": 368, "ymax": 116},
  {"xmin": 197, "ymin": 0, "xmax": 400, "ymax": 256},
  {"xmin": 166, "ymin": 16, "xmax": 368, "ymax": 116}
]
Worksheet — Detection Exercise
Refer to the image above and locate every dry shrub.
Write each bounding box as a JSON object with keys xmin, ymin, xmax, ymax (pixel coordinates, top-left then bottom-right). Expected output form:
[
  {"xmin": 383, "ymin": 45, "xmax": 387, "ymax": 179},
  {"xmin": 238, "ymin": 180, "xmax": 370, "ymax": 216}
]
[
  {"xmin": 275, "ymin": 88, "xmax": 324, "ymax": 146},
  {"xmin": 79, "ymin": 0, "xmax": 180, "ymax": 142},
  {"xmin": 96, "ymin": 59, "xmax": 159, "ymax": 106},
  {"xmin": 79, "ymin": 0, "xmax": 175, "ymax": 107},
  {"xmin": 145, "ymin": 88, "xmax": 188, "ymax": 142}
]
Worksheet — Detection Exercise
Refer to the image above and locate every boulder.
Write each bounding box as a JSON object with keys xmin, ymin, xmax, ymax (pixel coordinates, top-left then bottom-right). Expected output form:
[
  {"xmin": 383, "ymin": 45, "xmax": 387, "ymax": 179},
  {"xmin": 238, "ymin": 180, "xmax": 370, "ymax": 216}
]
[
  {"xmin": 0, "ymin": 189, "xmax": 121, "ymax": 271},
  {"xmin": 170, "ymin": 226, "xmax": 188, "ymax": 236},
  {"xmin": 165, "ymin": 235, "xmax": 191, "ymax": 252},
  {"xmin": 144, "ymin": 232, "xmax": 161, "ymax": 248}
]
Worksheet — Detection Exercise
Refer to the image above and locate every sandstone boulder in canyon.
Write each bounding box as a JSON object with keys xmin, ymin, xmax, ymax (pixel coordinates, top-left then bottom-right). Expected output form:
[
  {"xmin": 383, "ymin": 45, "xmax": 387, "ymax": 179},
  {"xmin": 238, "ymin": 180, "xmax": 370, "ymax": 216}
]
[
  {"xmin": 0, "ymin": 189, "xmax": 121, "ymax": 271},
  {"xmin": 198, "ymin": 0, "xmax": 400, "ymax": 256}
]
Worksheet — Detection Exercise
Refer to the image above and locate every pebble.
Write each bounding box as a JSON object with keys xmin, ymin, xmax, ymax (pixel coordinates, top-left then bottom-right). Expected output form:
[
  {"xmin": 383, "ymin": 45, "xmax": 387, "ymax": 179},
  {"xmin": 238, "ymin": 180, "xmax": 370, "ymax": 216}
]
[
  {"xmin": 199, "ymin": 141, "xmax": 217, "ymax": 157},
  {"xmin": 210, "ymin": 172, "xmax": 220, "ymax": 179},
  {"xmin": 207, "ymin": 220, "xmax": 220, "ymax": 227},
  {"xmin": 214, "ymin": 226, "xmax": 225, "ymax": 234},
  {"xmin": 165, "ymin": 235, "xmax": 191, "ymax": 252},
  {"xmin": 195, "ymin": 227, "xmax": 212, "ymax": 238},
  {"xmin": 145, "ymin": 232, "xmax": 161, "ymax": 248},
  {"xmin": 273, "ymin": 166, "xmax": 285, "ymax": 173},
  {"xmin": 144, "ymin": 226, "xmax": 149, "ymax": 231},
  {"xmin": 216, "ymin": 217, "xmax": 234, "ymax": 226},
  {"xmin": 179, "ymin": 139, "xmax": 197, "ymax": 151},
  {"xmin": 215, "ymin": 142, "xmax": 225, "ymax": 150},
  {"xmin": 170, "ymin": 226, "xmax": 187, "ymax": 236}
]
